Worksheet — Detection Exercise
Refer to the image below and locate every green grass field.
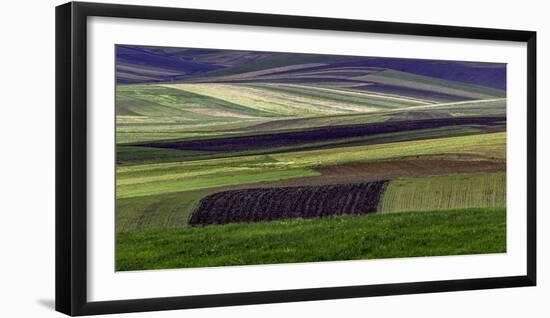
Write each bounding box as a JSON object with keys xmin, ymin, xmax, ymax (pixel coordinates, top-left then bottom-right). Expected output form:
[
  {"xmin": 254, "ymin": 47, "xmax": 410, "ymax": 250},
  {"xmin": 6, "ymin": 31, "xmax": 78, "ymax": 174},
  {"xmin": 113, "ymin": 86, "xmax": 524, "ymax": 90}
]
[{"xmin": 116, "ymin": 208, "xmax": 506, "ymax": 271}]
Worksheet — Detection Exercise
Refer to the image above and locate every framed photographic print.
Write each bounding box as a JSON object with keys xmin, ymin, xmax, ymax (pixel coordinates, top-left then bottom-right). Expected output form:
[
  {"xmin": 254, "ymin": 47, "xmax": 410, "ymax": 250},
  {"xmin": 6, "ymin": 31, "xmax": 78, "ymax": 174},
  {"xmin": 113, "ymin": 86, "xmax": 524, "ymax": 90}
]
[{"xmin": 55, "ymin": 1, "xmax": 536, "ymax": 316}]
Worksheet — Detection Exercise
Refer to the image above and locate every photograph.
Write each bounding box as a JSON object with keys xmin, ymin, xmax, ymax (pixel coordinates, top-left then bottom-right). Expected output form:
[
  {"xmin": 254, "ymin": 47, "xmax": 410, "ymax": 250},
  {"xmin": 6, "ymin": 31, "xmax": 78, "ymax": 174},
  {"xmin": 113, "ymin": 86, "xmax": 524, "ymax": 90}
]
[{"xmin": 114, "ymin": 44, "xmax": 507, "ymax": 271}]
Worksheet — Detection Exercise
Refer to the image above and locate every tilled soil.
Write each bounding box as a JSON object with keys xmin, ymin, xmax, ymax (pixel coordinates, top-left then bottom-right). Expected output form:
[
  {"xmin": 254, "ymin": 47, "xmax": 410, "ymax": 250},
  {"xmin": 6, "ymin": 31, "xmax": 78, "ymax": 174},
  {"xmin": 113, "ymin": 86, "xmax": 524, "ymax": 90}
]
[{"xmin": 189, "ymin": 181, "xmax": 388, "ymax": 225}]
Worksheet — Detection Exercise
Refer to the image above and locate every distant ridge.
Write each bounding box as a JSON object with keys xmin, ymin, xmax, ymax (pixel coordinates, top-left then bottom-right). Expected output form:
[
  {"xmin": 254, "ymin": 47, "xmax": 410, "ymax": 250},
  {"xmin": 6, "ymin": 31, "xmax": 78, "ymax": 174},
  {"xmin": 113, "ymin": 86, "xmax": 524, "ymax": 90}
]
[{"xmin": 116, "ymin": 45, "xmax": 506, "ymax": 90}]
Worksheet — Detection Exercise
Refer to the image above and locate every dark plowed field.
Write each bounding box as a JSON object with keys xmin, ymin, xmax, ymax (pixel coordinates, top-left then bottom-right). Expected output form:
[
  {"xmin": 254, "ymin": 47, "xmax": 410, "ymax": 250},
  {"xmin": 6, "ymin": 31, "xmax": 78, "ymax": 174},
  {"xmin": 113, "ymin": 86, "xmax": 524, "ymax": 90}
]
[
  {"xmin": 189, "ymin": 181, "xmax": 388, "ymax": 225},
  {"xmin": 142, "ymin": 117, "xmax": 505, "ymax": 152}
]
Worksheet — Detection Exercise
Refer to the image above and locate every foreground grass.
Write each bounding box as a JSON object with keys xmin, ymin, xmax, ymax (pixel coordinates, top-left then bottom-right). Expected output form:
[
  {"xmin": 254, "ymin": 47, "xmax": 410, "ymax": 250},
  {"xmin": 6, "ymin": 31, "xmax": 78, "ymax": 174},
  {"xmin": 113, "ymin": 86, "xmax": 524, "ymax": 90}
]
[{"xmin": 116, "ymin": 208, "xmax": 506, "ymax": 271}]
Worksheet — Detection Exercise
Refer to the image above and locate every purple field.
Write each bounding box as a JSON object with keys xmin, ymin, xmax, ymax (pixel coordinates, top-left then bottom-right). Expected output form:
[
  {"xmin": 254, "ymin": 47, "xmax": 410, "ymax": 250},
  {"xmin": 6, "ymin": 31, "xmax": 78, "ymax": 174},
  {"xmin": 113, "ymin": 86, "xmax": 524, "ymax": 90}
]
[
  {"xmin": 141, "ymin": 117, "xmax": 505, "ymax": 152},
  {"xmin": 116, "ymin": 45, "xmax": 507, "ymax": 89}
]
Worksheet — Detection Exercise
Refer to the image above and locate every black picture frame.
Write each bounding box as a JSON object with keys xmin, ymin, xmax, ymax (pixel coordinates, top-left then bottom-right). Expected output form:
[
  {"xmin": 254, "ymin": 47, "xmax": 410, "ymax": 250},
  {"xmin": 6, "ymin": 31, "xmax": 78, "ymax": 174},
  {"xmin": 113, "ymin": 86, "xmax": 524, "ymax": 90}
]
[{"xmin": 55, "ymin": 1, "xmax": 537, "ymax": 316}]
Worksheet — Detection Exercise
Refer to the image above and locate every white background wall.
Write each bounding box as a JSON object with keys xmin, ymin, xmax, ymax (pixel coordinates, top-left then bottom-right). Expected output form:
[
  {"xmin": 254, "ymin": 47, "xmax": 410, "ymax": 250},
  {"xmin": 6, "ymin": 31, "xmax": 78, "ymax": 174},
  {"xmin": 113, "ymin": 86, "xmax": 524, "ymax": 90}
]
[{"xmin": 0, "ymin": 0, "xmax": 547, "ymax": 316}]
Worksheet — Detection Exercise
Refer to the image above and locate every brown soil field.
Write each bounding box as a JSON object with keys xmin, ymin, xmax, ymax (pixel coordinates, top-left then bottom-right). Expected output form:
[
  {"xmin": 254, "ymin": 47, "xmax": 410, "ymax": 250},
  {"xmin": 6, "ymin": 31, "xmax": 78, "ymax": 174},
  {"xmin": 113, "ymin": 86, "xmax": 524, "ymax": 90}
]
[
  {"xmin": 221, "ymin": 155, "xmax": 506, "ymax": 191},
  {"xmin": 189, "ymin": 181, "xmax": 388, "ymax": 225}
]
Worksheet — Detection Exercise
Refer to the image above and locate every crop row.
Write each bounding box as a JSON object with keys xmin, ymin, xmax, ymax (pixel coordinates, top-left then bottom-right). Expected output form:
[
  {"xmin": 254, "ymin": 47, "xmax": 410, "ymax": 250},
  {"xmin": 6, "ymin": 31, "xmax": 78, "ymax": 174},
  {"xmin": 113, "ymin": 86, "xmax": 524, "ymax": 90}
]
[{"xmin": 188, "ymin": 181, "xmax": 388, "ymax": 225}]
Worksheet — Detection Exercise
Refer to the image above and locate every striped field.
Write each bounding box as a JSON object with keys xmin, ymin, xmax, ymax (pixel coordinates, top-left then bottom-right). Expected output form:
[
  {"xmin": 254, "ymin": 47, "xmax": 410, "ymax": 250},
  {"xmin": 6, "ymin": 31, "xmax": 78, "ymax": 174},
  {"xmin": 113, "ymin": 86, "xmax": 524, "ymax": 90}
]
[{"xmin": 379, "ymin": 172, "xmax": 506, "ymax": 213}]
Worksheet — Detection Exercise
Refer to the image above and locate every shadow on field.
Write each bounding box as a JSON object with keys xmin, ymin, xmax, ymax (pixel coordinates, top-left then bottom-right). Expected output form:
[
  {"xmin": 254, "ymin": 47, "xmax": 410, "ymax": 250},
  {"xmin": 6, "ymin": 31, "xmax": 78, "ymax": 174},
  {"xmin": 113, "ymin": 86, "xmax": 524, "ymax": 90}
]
[{"xmin": 36, "ymin": 299, "xmax": 55, "ymax": 310}]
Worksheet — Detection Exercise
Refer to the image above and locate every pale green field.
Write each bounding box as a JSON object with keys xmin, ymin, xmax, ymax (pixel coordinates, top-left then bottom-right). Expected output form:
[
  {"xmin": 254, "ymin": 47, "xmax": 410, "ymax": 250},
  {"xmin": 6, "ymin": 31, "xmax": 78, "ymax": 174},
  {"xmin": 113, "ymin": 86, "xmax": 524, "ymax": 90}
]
[
  {"xmin": 116, "ymin": 83, "xmax": 505, "ymax": 145},
  {"xmin": 116, "ymin": 189, "xmax": 210, "ymax": 233},
  {"xmin": 353, "ymin": 69, "xmax": 506, "ymax": 100},
  {"xmin": 379, "ymin": 172, "xmax": 506, "ymax": 213},
  {"xmin": 271, "ymin": 131, "xmax": 505, "ymax": 167},
  {"xmin": 239, "ymin": 98, "xmax": 506, "ymax": 133}
]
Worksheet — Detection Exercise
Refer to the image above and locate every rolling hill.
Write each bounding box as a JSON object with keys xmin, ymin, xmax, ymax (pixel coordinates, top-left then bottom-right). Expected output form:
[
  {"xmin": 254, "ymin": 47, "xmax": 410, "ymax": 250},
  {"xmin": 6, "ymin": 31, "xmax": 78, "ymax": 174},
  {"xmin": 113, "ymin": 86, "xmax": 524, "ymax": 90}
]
[{"xmin": 114, "ymin": 45, "xmax": 508, "ymax": 270}]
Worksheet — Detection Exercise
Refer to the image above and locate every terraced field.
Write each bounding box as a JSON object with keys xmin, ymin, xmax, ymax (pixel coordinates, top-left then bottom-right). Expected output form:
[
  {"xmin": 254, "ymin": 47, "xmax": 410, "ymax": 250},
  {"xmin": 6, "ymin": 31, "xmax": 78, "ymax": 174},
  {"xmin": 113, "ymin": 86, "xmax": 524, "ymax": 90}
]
[{"xmin": 114, "ymin": 45, "xmax": 507, "ymax": 270}]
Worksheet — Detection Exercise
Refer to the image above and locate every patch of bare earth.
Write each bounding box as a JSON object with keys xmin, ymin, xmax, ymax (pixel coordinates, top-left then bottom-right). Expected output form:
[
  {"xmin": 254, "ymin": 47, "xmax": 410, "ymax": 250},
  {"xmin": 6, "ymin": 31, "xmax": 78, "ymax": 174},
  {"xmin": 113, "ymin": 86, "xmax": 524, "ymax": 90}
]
[
  {"xmin": 317, "ymin": 157, "xmax": 505, "ymax": 181},
  {"xmin": 222, "ymin": 155, "xmax": 506, "ymax": 191},
  {"xmin": 189, "ymin": 181, "xmax": 388, "ymax": 225}
]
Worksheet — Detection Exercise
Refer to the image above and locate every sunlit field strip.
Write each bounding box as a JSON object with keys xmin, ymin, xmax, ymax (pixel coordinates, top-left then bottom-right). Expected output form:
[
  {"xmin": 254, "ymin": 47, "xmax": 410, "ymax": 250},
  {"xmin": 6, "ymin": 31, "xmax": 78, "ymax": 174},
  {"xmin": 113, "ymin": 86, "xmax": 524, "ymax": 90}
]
[
  {"xmin": 164, "ymin": 83, "xmax": 424, "ymax": 115},
  {"xmin": 115, "ymin": 98, "xmax": 505, "ymax": 144},
  {"xmin": 117, "ymin": 168, "xmax": 319, "ymax": 199},
  {"xmin": 353, "ymin": 69, "xmax": 505, "ymax": 99}
]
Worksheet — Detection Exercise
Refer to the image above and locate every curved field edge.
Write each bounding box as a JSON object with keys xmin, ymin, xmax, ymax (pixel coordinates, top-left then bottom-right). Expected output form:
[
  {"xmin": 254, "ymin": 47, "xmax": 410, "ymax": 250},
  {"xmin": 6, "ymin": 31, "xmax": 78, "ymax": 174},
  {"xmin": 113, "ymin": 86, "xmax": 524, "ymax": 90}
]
[
  {"xmin": 115, "ymin": 207, "xmax": 506, "ymax": 271},
  {"xmin": 115, "ymin": 132, "xmax": 505, "ymax": 199},
  {"xmin": 115, "ymin": 97, "xmax": 506, "ymax": 145},
  {"xmin": 116, "ymin": 125, "xmax": 492, "ymax": 166},
  {"xmin": 379, "ymin": 172, "xmax": 506, "ymax": 213}
]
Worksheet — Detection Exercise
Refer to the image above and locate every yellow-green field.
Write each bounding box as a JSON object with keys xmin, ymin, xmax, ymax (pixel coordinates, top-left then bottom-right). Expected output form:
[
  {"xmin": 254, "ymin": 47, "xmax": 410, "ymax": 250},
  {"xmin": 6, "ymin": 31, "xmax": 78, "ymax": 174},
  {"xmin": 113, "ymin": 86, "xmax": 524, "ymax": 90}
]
[{"xmin": 380, "ymin": 172, "xmax": 506, "ymax": 213}]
